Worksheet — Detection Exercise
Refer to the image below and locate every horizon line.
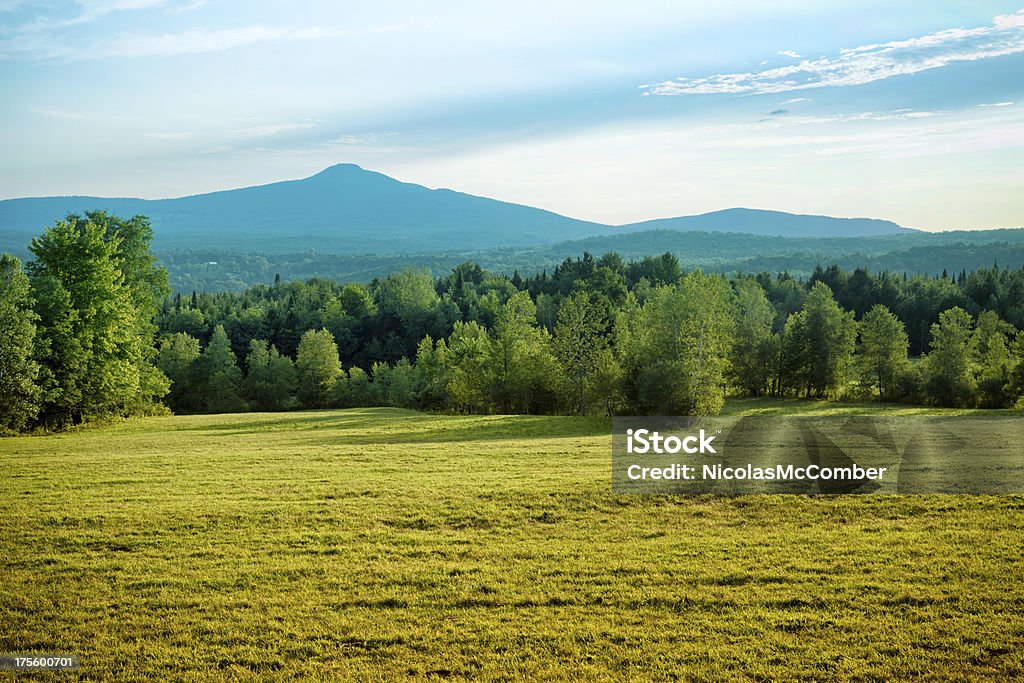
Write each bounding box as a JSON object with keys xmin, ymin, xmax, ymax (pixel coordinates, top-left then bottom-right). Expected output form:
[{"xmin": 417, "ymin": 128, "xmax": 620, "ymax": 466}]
[{"xmin": 2, "ymin": 162, "xmax": 1022, "ymax": 233}]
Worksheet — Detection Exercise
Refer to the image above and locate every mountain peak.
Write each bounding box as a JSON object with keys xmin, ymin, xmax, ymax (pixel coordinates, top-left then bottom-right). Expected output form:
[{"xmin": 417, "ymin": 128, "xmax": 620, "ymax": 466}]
[{"xmin": 309, "ymin": 163, "xmax": 366, "ymax": 178}]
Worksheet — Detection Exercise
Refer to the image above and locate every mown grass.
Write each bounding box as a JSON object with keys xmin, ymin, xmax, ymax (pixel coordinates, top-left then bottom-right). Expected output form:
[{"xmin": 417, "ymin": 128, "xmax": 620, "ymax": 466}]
[
  {"xmin": 1, "ymin": 404, "xmax": 1023, "ymax": 681},
  {"xmin": 720, "ymin": 396, "xmax": 1024, "ymax": 417}
]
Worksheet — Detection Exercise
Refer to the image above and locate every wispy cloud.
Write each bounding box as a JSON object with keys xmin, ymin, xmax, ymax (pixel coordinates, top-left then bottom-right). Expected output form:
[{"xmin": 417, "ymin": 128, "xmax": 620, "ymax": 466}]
[
  {"xmin": 978, "ymin": 101, "xmax": 1015, "ymax": 107},
  {"xmin": 778, "ymin": 50, "xmax": 801, "ymax": 59},
  {"xmin": 328, "ymin": 132, "xmax": 398, "ymax": 146},
  {"xmin": 229, "ymin": 122, "xmax": 316, "ymax": 138},
  {"xmin": 110, "ymin": 26, "xmax": 329, "ymax": 58},
  {"xmin": 676, "ymin": 105, "xmax": 1023, "ymax": 159},
  {"xmin": 77, "ymin": 0, "xmax": 173, "ymax": 20},
  {"xmin": 644, "ymin": 9, "xmax": 1024, "ymax": 96},
  {"xmin": 0, "ymin": 19, "xmax": 406, "ymax": 60},
  {"xmin": 781, "ymin": 97, "xmax": 810, "ymax": 104},
  {"xmin": 2, "ymin": 0, "xmax": 180, "ymax": 34}
]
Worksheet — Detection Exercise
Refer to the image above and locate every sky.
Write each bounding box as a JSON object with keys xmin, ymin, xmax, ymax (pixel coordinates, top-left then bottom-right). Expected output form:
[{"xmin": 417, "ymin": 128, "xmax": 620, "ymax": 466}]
[{"xmin": 1, "ymin": 1, "xmax": 1023, "ymax": 230}]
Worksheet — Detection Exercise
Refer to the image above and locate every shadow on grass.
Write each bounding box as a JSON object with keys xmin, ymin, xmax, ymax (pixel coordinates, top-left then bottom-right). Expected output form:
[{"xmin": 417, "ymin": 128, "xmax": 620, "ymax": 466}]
[{"xmin": 183, "ymin": 408, "xmax": 612, "ymax": 446}]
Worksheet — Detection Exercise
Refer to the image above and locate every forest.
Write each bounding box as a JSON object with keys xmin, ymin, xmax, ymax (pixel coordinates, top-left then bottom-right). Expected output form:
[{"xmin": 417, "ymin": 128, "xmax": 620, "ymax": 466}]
[
  {"xmin": 3, "ymin": 211, "xmax": 1024, "ymax": 432},
  {"xmin": 143, "ymin": 228, "xmax": 1024, "ymax": 292}
]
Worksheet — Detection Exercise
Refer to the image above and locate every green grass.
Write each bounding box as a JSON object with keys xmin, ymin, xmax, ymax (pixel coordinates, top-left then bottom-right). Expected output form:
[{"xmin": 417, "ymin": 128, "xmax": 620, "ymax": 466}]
[
  {"xmin": 720, "ymin": 396, "xmax": 1024, "ymax": 417},
  {"xmin": 2, "ymin": 406, "xmax": 1023, "ymax": 681}
]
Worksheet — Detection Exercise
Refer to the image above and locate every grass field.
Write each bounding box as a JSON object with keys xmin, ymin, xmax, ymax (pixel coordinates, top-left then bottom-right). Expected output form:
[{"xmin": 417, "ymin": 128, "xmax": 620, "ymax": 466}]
[{"xmin": 2, "ymin": 404, "xmax": 1023, "ymax": 681}]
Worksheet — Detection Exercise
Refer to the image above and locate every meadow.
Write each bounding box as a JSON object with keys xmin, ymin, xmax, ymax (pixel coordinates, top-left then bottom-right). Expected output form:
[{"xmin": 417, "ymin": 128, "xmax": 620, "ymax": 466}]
[{"xmin": 2, "ymin": 404, "xmax": 1023, "ymax": 681}]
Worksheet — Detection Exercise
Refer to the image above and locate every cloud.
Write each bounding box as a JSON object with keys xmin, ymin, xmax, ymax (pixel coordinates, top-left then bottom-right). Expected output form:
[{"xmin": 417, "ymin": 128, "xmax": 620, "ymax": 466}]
[
  {"xmin": 778, "ymin": 50, "xmax": 801, "ymax": 59},
  {"xmin": 2, "ymin": 0, "xmax": 180, "ymax": 34},
  {"xmin": 109, "ymin": 26, "xmax": 321, "ymax": 57},
  {"xmin": 77, "ymin": 0, "xmax": 173, "ymax": 19},
  {"xmin": 0, "ymin": 11, "xmax": 406, "ymax": 60},
  {"xmin": 638, "ymin": 105, "xmax": 1022, "ymax": 162},
  {"xmin": 781, "ymin": 97, "xmax": 811, "ymax": 104},
  {"xmin": 229, "ymin": 122, "xmax": 316, "ymax": 138},
  {"xmin": 978, "ymin": 101, "xmax": 1015, "ymax": 107},
  {"xmin": 328, "ymin": 132, "xmax": 398, "ymax": 146},
  {"xmin": 644, "ymin": 10, "xmax": 1024, "ymax": 96},
  {"xmin": 768, "ymin": 108, "xmax": 787, "ymax": 115}
]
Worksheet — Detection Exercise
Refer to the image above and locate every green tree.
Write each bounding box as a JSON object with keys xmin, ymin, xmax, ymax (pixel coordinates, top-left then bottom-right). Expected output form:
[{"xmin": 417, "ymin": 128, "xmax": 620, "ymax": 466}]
[
  {"xmin": 77, "ymin": 211, "xmax": 170, "ymax": 415},
  {"xmin": 164, "ymin": 307, "xmax": 207, "ymax": 339},
  {"xmin": 490, "ymin": 291, "xmax": 560, "ymax": 413},
  {"xmin": 375, "ymin": 269, "xmax": 439, "ymax": 358},
  {"xmin": 0, "ymin": 254, "xmax": 41, "ymax": 431},
  {"xmin": 1009, "ymin": 333, "xmax": 1024, "ymax": 406},
  {"xmin": 337, "ymin": 366, "xmax": 372, "ymax": 407},
  {"xmin": 156, "ymin": 332, "xmax": 201, "ymax": 412},
  {"xmin": 193, "ymin": 325, "xmax": 246, "ymax": 413},
  {"xmin": 802, "ymin": 282, "xmax": 857, "ymax": 398},
  {"xmin": 414, "ymin": 336, "xmax": 451, "ymax": 410},
  {"xmin": 28, "ymin": 215, "xmax": 157, "ymax": 425},
  {"xmin": 856, "ymin": 304, "xmax": 910, "ymax": 401},
  {"xmin": 921, "ymin": 307, "xmax": 976, "ymax": 407},
  {"xmin": 779, "ymin": 311, "xmax": 810, "ymax": 397},
  {"xmin": 339, "ymin": 283, "xmax": 377, "ymax": 319},
  {"xmin": 446, "ymin": 321, "xmax": 494, "ymax": 413},
  {"xmin": 368, "ymin": 361, "xmax": 391, "ymax": 405},
  {"xmin": 729, "ymin": 279, "xmax": 778, "ymax": 397},
  {"xmin": 296, "ymin": 328, "xmax": 340, "ymax": 408},
  {"xmin": 971, "ymin": 311, "xmax": 1015, "ymax": 408},
  {"xmin": 588, "ymin": 347, "xmax": 624, "ymax": 416},
  {"xmin": 386, "ymin": 358, "xmax": 416, "ymax": 408},
  {"xmin": 620, "ymin": 272, "xmax": 734, "ymax": 414},
  {"xmin": 245, "ymin": 339, "xmax": 297, "ymax": 411},
  {"xmin": 553, "ymin": 291, "xmax": 607, "ymax": 415}
]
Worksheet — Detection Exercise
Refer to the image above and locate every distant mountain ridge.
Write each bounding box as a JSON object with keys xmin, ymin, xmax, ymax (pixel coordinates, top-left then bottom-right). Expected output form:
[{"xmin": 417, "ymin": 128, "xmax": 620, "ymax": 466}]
[
  {"xmin": 621, "ymin": 207, "xmax": 912, "ymax": 237},
  {"xmin": 0, "ymin": 164, "xmax": 915, "ymax": 255}
]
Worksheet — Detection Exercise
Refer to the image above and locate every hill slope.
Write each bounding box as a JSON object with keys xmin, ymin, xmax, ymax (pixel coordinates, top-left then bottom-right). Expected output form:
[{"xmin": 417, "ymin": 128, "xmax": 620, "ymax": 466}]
[
  {"xmin": 622, "ymin": 207, "xmax": 912, "ymax": 237},
  {"xmin": 0, "ymin": 164, "xmax": 613, "ymax": 253},
  {"xmin": 0, "ymin": 165, "xmax": 917, "ymax": 256}
]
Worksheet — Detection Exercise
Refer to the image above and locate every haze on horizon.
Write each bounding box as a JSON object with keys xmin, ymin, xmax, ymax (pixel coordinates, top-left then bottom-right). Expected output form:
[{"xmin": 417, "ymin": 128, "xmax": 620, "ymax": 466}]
[{"xmin": 2, "ymin": 1, "xmax": 1023, "ymax": 231}]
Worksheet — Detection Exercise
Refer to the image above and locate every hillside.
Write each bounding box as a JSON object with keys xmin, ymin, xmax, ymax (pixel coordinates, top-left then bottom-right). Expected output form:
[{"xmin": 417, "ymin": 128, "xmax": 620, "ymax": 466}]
[
  {"xmin": 621, "ymin": 207, "xmax": 913, "ymax": 237},
  {"xmin": 156, "ymin": 228, "xmax": 1024, "ymax": 292},
  {"xmin": 0, "ymin": 164, "xmax": 613, "ymax": 253},
  {"xmin": 0, "ymin": 165, "xmax": 916, "ymax": 258}
]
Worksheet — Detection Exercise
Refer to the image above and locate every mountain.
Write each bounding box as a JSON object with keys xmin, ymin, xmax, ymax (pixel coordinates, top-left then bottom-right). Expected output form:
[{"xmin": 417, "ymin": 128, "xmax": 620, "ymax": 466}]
[
  {"xmin": 0, "ymin": 164, "xmax": 613, "ymax": 254},
  {"xmin": 0, "ymin": 165, "xmax": 914, "ymax": 256},
  {"xmin": 620, "ymin": 207, "xmax": 913, "ymax": 237}
]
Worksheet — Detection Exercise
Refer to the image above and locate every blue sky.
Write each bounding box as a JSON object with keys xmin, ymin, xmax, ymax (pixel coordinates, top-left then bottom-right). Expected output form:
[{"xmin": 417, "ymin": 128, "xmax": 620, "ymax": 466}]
[{"xmin": 1, "ymin": 1, "xmax": 1023, "ymax": 230}]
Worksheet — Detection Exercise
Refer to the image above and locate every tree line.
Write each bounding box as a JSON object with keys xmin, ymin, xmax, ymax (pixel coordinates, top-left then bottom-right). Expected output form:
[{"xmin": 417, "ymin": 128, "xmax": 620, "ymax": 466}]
[
  {"xmin": 152, "ymin": 249, "xmax": 1024, "ymax": 416},
  {"xmin": 44, "ymin": 227, "xmax": 1020, "ymax": 294},
  {"xmin": 3, "ymin": 214, "xmax": 1024, "ymax": 432}
]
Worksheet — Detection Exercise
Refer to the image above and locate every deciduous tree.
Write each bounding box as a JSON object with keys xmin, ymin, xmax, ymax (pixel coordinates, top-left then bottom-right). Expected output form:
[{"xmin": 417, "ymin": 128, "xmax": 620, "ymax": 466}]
[
  {"xmin": 296, "ymin": 328, "xmax": 340, "ymax": 408},
  {"xmin": 921, "ymin": 307, "xmax": 976, "ymax": 407},
  {"xmin": 554, "ymin": 291, "xmax": 607, "ymax": 415},
  {"xmin": 0, "ymin": 254, "xmax": 41, "ymax": 431},
  {"xmin": 856, "ymin": 304, "xmax": 910, "ymax": 401}
]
